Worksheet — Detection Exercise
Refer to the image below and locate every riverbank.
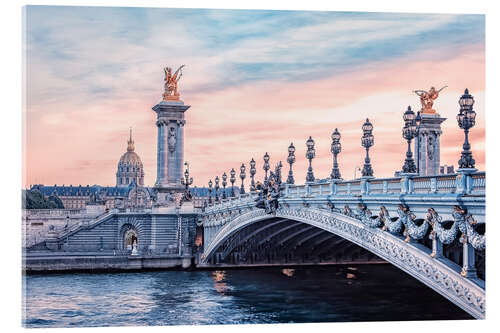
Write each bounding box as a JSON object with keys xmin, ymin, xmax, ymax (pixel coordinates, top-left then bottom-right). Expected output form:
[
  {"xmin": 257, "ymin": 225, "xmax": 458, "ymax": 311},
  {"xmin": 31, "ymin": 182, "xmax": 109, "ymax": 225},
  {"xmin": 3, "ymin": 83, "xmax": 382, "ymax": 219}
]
[
  {"xmin": 23, "ymin": 252, "xmax": 195, "ymax": 273},
  {"xmin": 23, "ymin": 251, "xmax": 386, "ymax": 274}
]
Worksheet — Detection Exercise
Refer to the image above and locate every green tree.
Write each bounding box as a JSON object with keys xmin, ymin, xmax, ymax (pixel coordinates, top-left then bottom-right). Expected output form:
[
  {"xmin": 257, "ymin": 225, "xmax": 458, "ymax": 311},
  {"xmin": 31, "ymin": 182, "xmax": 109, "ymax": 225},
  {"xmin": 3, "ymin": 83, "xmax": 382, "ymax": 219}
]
[{"xmin": 22, "ymin": 190, "xmax": 65, "ymax": 209}]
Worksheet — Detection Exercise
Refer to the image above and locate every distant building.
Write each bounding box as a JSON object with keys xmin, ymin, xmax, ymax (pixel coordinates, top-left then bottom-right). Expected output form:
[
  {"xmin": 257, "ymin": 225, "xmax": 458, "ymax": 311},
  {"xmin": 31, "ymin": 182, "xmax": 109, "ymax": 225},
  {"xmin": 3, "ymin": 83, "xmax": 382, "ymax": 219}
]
[
  {"xmin": 395, "ymin": 164, "xmax": 455, "ymax": 177},
  {"xmin": 116, "ymin": 129, "xmax": 144, "ymax": 187},
  {"xmin": 440, "ymin": 165, "xmax": 455, "ymax": 175},
  {"xmin": 30, "ymin": 184, "xmax": 130, "ymax": 210}
]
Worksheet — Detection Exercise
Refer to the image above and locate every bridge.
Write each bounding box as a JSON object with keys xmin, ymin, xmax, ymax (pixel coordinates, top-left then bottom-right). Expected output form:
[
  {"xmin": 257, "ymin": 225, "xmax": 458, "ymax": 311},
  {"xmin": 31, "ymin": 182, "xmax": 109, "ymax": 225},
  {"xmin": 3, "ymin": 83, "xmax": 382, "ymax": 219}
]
[{"xmin": 199, "ymin": 171, "xmax": 485, "ymax": 319}]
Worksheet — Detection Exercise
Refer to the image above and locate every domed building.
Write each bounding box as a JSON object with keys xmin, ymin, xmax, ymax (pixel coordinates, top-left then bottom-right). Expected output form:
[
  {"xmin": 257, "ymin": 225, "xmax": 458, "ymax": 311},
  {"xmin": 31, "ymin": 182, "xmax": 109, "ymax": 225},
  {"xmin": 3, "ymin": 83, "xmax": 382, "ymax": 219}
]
[{"xmin": 116, "ymin": 129, "xmax": 144, "ymax": 187}]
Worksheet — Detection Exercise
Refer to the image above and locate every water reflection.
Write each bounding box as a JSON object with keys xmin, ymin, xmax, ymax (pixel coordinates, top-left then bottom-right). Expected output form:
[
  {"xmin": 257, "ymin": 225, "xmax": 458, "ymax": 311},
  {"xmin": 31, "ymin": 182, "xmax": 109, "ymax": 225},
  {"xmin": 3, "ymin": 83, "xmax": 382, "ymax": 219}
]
[
  {"xmin": 346, "ymin": 266, "xmax": 357, "ymax": 280},
  {"xmin": 282, "ymin": 269, "xmax": 295, "ymax": 277},
  {"xmin": 212, "ymin": 271, "xmax": 228, "ymax": 295}
]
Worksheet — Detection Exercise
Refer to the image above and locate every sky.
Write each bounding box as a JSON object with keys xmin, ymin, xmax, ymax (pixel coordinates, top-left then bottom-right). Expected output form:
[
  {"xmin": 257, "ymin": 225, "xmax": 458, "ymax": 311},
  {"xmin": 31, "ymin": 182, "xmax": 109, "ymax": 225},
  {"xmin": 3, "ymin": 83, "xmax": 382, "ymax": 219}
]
[{"xmin": 23, "ymin": 6, "xmax": 485, "ymax": 188}]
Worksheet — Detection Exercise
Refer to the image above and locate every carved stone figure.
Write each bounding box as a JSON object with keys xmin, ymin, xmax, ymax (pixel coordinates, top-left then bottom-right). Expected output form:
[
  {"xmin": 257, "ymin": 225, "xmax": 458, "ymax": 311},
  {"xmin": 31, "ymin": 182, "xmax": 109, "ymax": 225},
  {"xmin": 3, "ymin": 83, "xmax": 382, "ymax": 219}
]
[
  {"xmin": 255, "ymin": 171, "xmax": 281, "ymax": 214},
  {"xmin": 427, "ymin": 135, "xmax": 434, "ymax": 160},
  {"xmin": 168, "ymin": 125, "xmax": 177, "ymax": 153},
  {"xmin": 131, "ymin": 240, "xmax": 138, "ymax": 255},
  {"xmin": 413, "ymin": 86, "xmax": 447, "ymax": 114}
]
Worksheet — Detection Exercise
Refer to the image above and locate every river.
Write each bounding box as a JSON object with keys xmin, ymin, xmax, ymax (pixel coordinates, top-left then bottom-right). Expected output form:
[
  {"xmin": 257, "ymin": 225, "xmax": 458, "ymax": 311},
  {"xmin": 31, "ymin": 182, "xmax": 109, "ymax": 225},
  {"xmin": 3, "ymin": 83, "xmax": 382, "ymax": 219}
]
[{"xmin": 23, "ymin": 264, "xmax": 471, "ymax": 328}]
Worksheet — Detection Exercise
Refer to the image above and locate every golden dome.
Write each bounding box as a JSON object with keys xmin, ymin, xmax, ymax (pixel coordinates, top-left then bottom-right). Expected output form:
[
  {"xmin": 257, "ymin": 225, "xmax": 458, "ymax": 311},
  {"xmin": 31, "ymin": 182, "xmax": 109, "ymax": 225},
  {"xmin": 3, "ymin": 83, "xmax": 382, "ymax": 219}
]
[
  {"xmin": 116, "ymin": 128, "xmax": 144, "ymax": 187},
  {"xmin": 118, "ymin": 151, "xmax": 143, "ymax": 166}
]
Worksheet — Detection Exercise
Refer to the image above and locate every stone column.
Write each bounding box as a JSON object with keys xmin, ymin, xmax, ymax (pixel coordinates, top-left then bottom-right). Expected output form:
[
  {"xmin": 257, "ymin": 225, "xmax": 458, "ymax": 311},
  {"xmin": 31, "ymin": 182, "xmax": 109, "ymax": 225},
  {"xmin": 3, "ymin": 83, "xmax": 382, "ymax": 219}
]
[
  {"xmin": 152, "ymin": 100, "xmax": 190, "ymax": 204},
  {"xmin": 414, "ymin": 113, "xmax": 446, "ymax": 176}
]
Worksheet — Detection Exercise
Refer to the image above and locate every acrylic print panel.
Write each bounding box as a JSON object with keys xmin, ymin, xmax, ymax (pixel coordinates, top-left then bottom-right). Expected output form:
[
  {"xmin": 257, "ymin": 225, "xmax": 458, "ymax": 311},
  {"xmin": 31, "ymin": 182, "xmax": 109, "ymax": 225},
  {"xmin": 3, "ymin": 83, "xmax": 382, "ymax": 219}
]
[{"xmin": 22, "ymin": 5, "xmax": 485, "ymax": 328}]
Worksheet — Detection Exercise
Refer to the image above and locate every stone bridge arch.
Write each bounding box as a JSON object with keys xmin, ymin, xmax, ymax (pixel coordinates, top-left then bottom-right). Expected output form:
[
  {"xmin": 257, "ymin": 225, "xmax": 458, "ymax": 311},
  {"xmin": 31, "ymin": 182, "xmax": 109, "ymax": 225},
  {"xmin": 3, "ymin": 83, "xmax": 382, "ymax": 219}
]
[{"xmin": 203, "ymin": 207, "xmax": 485, "ymax": 319}]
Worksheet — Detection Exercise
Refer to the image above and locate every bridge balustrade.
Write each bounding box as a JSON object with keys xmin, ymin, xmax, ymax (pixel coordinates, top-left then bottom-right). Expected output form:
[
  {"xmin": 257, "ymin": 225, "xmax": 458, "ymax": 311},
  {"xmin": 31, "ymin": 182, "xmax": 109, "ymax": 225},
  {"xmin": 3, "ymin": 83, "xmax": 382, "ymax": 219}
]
[
  {"xmin": 471, "ymin": 173, "xmax": 486, "ymax": 193},
  {"xmin": 386, "ymin": 179, "xmax": 401, "ymax": 194},
  {"xmin": 24, "ymin": 209, "xmax": 86, "ymax": 217},
  {"xmin": 279, "ymin": 172, "xmax": 484, "ymax": 197},
  {"xmin": 368, "ymin": 180, "xmax": 384, "ymax": 194}
]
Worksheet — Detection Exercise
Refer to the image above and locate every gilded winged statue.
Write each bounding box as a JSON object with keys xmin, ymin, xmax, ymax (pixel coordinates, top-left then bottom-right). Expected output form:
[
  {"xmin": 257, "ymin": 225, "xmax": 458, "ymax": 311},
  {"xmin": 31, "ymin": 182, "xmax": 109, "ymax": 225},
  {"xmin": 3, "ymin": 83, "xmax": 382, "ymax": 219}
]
[
  {"xmin": 413, "ymin": 86, "xmax": 447, "ymax": 113},
  {"xmin": 163, "ymin": 65, "xmax": 185, "ymax": 100}
]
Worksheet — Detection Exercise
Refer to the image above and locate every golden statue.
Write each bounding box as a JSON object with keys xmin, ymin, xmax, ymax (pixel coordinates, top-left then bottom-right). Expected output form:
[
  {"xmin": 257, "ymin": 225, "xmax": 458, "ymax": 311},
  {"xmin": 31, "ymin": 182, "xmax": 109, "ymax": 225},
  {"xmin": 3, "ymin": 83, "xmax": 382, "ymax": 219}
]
[
  {"xmin": 163, "ymin": 65, "xmax": 185, "ymax": 101},
  {"xmin": 413, "ymin": 86, "xmax": 447, "ymax": 114}
]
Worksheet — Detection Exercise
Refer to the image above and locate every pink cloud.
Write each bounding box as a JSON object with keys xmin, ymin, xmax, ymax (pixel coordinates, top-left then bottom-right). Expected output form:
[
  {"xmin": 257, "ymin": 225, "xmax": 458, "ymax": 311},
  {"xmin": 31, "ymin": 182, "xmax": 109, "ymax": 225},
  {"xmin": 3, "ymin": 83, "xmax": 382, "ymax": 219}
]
[{"xmin": 24, "ymin": 44, "xmax": 485, "ymax": 188}]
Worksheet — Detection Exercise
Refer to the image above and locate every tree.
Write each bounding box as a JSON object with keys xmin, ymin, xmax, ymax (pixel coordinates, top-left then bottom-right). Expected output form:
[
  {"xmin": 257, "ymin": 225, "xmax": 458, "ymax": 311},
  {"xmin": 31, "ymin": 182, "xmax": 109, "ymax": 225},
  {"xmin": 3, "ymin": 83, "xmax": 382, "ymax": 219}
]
[{"xmin": 22, "ymin": 190, "xmax": 65, "ymax": 209}]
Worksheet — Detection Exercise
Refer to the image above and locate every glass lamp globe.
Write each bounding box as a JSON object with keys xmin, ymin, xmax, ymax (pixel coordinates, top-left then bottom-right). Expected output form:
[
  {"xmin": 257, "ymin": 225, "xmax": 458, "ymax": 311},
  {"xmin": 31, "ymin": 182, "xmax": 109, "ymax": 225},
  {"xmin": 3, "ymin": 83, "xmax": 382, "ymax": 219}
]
[{"xmin": 331, "ymin": 128, "xmax": 341, "ymax": 141}]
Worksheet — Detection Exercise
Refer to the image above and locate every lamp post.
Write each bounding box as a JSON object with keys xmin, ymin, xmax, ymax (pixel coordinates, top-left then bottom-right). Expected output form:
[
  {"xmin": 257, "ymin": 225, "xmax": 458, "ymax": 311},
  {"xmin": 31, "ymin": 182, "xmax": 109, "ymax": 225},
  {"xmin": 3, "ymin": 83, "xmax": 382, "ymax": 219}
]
[
  {"xmin": 414, "ymin": 111, "xmax": 422, "ymax": 173},
  {"xmin": 401, "ymin": 106, "xmax": 418, "ymax": 174},
  {"xmin": 457, "ymin": 89, "xmax": 477, "ymax": 169},
  {"xmin": 305, "ymin": 136, "xmax": 316, "ymax": 182},
  {"xmin": 249, "ymin": 158, "xmax": 256, "ymax": 191},
  {"xmin": 180, "ymin": 162, "xmax": 193, "ymax": 191},
  {"xmin": 240, "ymin": 163, "xmax": 246, "ymax": 194},
  {"xmin": 230, "ymin": 168, "xmax": 236, "ymax": 197},
  {"xmin": 287, "ymin": 142, "xmax": 296, "ymax": 184},
  {"xmin": 330, "ymin": 128, "xmax": 342, "ymax": 179},
  {"xmin": 222, "ymin": 172, "xmax": 227, "ymax": 199},
  {"xmin": 263, "ymin": 152, "xmax": 270, "ymax": 183},
  {"xmin": 208, "ymin": 179, "xmax": 213, "ymax": 204},
  {"xmin": 214, "ymin": 176, "xmax": 220, "ymax": 202},
  {"xmin": 361, "ymin": 118, "xmax": 374, "ymax": 177}
]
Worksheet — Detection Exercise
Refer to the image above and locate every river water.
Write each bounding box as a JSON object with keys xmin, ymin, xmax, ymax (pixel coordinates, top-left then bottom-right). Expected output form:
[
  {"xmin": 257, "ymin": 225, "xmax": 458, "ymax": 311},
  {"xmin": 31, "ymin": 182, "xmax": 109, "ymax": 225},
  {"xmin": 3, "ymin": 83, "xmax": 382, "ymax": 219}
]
[{"xmin": 23, "ymin": 264, "xmax": 471, "ymax": 328}]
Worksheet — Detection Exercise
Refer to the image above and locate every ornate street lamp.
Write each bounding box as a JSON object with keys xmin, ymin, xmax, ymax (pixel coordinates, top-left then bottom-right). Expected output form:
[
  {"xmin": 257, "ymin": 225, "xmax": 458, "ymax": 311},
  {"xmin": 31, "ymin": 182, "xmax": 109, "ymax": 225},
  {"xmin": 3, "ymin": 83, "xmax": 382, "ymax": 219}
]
[
  {"xmin": 208, "ymin": 179, "xmax": 213, "ymax": 204},
  {"xmin": 361, "ymin": 118, "xmax": 374, "ymax": 177},
  {"xmin": 457, "ymin": 89, "xmax": 477, "ymax": 169},
  {"xmin": 305, "ymin": 136, "xmax": 316, "ymax": 182},
  {"xmin": 263, "ymin": 152, "xmax": 270, "ymax": 183},
  {"xmin": 214, "ymin": 176, "xmax": 220, "ymax": 202},
  {"xmin": 222, "ymin": 172, "xmax": 227, "ymax": 199},
  {"xmin": 249, "ymin": 158, "xmax": 256, "ymax": 191},
  {"xmin": 401, "ymin": 106, "xmax": 418, "ymax": 174},
  {"xmin": 180, "ymin": 162, "xmax": 193, "ymax": 190},
  {"xmin": 240, "ymin": 163, "xmax": 246, "ymax": 194},
  {"xmin": 230, "ymin": 168, "xmax": 236, "ymax": 197},
  {"xmin": 414, "ymin": 111, "xmax": 422, "ymax": 173},
  {"xmin": 330, "ymin": 128, "xmax": 342, "ymax": 179},
  {"xmin": 287, "ymin": 142, "xmax": 296, "ymax": 184},
  {"xmin": 415, "ymin": 110, "xmax": 422, "ymax": 128}
]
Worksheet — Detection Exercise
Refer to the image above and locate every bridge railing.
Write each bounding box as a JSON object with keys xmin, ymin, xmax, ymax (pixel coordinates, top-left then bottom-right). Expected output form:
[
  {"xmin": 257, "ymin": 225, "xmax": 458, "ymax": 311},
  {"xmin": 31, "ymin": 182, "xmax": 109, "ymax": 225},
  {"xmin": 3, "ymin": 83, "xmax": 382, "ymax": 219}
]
[
  {"xmin": 23, "ymin": 208, "xmax": 86, "ymax": 218},
  {"xmin": 203, "ymin": 171, "xmax": 485, "ymax": 213},
  {"xmin": 284, "ymin": 171, "xmax": 484, "ymax": 197}
]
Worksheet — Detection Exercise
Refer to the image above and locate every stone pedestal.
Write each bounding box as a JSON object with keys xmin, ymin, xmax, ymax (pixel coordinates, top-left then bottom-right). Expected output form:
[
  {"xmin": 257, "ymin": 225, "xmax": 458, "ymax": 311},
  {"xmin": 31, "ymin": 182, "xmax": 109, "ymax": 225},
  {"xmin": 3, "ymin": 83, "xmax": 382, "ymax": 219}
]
[
  {"xmin": 153, "ymin": 100, "xmax": 190, "ymax": 205},
  {"xmin": 414, "ymin": 112, "xmax": 446, "ymax": 176},
  {"xmin": 456, "ymin": 168, "xmax": 478, "ymax": 194}
]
